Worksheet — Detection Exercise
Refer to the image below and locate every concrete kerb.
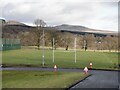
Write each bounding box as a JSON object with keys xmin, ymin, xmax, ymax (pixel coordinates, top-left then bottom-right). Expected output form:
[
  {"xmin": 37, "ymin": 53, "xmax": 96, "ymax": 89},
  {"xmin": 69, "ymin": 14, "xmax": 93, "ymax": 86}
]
[
  {"xmin": 66, "ymin": 74, "xmax": 92, "ymax": 90},
  {"xmin": 1, "ymin": 65, "xmax": 120, "ymax": 72}
]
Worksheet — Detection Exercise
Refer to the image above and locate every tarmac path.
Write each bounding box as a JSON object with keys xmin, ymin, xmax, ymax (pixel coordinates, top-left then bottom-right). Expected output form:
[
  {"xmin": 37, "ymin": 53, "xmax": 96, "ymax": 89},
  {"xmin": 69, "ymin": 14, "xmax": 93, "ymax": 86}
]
[{"xmin": 70, "ymin": 70, "xmax": 119, "ymax": 89}]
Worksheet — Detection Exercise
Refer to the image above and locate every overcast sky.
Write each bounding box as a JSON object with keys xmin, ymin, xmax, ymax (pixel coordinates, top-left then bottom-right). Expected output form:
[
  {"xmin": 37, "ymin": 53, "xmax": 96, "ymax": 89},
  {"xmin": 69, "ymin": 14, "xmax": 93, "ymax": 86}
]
[{"xmin": 0, "ymin": 0, "xmax": 119, "ymax": 31}]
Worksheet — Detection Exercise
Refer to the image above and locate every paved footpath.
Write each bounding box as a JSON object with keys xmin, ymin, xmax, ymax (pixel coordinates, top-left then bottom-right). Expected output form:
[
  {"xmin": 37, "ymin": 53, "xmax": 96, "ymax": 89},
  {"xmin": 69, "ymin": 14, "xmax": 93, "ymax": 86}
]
[
  {"xmin": 70, "ymin": 70, "xmax": 119, "ymax": 89},
  {"xmin": 1, "ymin": 67, "xmax": 119, "ymax": 89}
]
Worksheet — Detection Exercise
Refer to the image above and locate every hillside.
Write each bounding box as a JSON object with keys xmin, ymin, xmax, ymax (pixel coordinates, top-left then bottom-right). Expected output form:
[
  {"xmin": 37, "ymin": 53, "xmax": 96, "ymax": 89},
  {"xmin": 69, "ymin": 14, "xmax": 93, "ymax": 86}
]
[
  {"xmin": 1, "ymin": 20, "xmax": 118, "ymax": 50},
  {"xmin": 2, "ymin": 20, "xmax": 117, "ymax": 37},
  {"xmin": 55, "ymin": 24, "xmax": 117, "ymax": 36},
  {"xmin": 6, "ymin": 20, "xmax": 26, "ymax": 26}
]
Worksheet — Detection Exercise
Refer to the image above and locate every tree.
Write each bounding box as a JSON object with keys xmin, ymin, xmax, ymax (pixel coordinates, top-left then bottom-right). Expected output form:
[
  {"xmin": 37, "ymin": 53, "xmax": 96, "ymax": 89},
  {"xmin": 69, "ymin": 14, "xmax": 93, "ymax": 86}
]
[
  {"xmin": 57, "ymin": 32, "xmax": 74, "ymax": 50},
  {"xmin": 34, "ymin": 19, "xmax": 46, "ymax": 50},
  {"xmin": 82, "ymin": 34, "xmax": 89, "ymax": 51}
]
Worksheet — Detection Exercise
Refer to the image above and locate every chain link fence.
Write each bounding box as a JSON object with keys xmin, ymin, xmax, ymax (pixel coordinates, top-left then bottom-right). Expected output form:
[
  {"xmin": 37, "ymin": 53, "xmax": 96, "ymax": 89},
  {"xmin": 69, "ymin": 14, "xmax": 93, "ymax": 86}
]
[{"xmin": 0, "ymin": 38, "xmax": 21, "ymax": 51}]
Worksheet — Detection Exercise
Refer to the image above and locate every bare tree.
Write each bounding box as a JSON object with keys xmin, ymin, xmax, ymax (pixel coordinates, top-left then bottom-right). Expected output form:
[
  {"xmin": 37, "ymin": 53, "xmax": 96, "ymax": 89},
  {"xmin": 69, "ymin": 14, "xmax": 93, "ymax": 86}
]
[
  {"xmin": 61, "ymin": 32, "xmax": 74, "ymax": 50},
  {"xmin": 34, "ymin": 19, "xmax": 46, "ymax": 49}
]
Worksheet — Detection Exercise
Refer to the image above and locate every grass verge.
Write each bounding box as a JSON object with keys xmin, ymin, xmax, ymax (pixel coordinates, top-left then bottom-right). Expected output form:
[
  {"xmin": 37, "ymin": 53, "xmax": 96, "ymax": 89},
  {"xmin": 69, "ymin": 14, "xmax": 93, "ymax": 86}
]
[{"xmin": 2, "ymin": 70, "xmax": 89, "ymax": 88}]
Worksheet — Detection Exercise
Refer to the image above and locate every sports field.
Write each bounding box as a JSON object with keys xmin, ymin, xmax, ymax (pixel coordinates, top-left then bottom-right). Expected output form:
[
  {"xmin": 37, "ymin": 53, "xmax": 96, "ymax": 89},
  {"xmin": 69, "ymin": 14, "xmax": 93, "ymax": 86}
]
[{"xmin": 2, "ymin": 49, "xmax": 119, "ymax": 70}]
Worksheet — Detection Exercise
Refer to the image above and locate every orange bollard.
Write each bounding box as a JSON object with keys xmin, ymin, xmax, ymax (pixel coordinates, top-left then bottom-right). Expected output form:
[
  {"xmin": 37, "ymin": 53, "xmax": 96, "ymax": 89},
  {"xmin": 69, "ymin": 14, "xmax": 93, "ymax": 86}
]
[
  {"xmin": 84, "ymin": 67, "xmax": 88, "ymax": 74},
  {"xmin": 90, "ymin": 63, "xmax": 92, "ymax": 70},
  {"xmin": 54, "ymin": 65, "xmax": 57, "ymax": 71}
]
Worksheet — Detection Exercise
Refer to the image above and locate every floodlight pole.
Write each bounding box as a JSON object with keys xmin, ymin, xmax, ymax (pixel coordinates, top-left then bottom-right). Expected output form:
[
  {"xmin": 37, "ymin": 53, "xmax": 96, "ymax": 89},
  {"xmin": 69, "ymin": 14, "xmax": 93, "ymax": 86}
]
[
  {"xmin": 42, "ymin": 28, "xmax": 45, "ymax": 67},
  {"xmin": 74, "ymin": 38, "xmax": 76, "ymax": 63},
  {"xmin": 53, "ymin": 38, "xmax": 54, "ymax": 63}
]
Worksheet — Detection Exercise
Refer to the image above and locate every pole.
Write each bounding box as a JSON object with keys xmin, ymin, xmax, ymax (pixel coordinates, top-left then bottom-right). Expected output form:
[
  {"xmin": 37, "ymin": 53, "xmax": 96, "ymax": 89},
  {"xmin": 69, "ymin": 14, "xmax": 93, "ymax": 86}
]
[
  {"xmin": 84, "ymin": 40, "xmax": 86, "ymax": 51},
  {"xmin": 53, "ymin": 38, "xmax": 54, "ymax": 63},
  {"xmin": 42, "ymin": 28, "xmax": 44, "ymax": 67},
  {"xmin": 74, "ymin": 38, "xmax": 76, "ymax": 63}
]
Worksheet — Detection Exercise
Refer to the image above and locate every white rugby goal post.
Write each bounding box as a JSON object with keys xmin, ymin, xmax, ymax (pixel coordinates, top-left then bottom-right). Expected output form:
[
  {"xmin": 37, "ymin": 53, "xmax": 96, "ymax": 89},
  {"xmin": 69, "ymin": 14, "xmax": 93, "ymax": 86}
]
[{"xmin": 52, "ymin": 38, "xmax": 77, "ymax": 63}]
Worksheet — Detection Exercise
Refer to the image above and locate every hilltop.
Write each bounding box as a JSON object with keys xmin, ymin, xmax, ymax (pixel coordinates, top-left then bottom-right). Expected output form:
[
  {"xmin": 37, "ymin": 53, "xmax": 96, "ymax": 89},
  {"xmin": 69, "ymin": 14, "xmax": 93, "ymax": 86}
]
[
  {"xmin": 1, "ymin": 19, "xmax": 117, "ymax": 37},
  {"xmin": 55, "ymin": 24, "xmax": 117, "ymax": 36}
]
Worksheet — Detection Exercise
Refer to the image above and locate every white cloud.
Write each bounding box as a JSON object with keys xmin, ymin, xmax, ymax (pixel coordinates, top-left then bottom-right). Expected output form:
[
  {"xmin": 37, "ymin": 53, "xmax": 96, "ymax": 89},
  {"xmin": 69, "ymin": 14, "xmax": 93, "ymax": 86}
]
[{"xmin": 0, "ymin": 0, "xmax": 118, "ymax": 31}]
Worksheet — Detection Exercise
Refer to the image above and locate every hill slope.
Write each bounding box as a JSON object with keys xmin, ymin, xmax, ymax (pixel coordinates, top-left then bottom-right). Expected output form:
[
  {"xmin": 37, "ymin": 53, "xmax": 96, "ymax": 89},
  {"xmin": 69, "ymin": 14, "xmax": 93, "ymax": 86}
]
[
  {"xmin": 55, "ymin": 24, "xmax": 117, "ymax": 36},
  {"xmin": 2, "ymin": 20, "xmax": 117, "ymax": 37}
]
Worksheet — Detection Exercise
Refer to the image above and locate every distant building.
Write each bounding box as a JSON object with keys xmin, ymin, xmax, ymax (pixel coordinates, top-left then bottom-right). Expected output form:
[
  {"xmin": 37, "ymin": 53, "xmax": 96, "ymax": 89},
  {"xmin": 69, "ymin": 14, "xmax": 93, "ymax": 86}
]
[{"xmin": 0, "ymin": 19, "xmax": 6, "ymax": 25}]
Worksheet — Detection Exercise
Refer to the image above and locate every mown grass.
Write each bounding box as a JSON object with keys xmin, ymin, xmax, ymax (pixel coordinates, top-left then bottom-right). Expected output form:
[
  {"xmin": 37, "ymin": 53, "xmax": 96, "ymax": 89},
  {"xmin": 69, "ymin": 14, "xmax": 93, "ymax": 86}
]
[
  {"xmin": 2, "ymin": 70, "xmax": 88, "ymax": 88},
  {"xmin": 2, "ymin": 49, "xmax": 119, "ymax": 69}
]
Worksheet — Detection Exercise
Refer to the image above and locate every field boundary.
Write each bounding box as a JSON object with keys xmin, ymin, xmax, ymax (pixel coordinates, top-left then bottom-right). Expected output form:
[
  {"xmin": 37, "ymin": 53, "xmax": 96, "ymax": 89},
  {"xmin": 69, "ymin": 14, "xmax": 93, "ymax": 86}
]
[
  {"xmin": 1, "ymin": 66, "xmax": 120, "ymax": 72},
  {"xmin": 1, "ymin": 64, "xmax": 120, "ymax": 71}
]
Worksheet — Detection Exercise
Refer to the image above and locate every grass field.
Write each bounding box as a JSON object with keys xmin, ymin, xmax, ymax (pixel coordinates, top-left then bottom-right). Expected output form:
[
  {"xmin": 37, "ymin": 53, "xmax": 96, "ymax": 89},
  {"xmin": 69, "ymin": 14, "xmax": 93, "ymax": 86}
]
[
  {"xmin": 2, "ymin": 49, "xmax": 119, "ymax": 69},
  {"xmin": 2, "ymin": 70, "xmax": 88, "ymax": 88}
]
